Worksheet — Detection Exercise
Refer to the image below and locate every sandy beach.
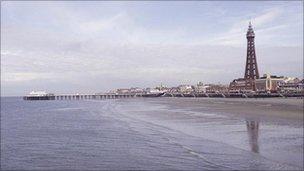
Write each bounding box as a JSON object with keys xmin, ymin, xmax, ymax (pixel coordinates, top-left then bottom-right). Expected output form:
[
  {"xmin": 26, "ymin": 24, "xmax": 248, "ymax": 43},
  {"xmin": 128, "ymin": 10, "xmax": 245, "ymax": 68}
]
[{"xmin": 150, "ymin": 97, "xmax": 304, "ymax": 121}]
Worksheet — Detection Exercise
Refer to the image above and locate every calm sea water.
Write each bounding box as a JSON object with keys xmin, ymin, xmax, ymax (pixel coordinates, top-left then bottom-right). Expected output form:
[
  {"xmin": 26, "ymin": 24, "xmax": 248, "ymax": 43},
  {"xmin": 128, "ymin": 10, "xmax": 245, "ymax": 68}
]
[{"xmin": 1, "ymin": 97, "xmax": 303, "ymax": 170}]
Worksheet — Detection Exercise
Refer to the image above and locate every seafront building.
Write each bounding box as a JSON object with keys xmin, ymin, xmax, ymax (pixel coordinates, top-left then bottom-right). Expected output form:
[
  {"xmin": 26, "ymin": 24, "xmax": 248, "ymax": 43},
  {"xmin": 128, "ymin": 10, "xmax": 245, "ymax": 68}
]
[
  {"xmin": 116, "ymin": 88, "xmax": 131, "ymax": 94},
  {"xmin": 278, "ymin": 78, "xmax": 304, "ymax": 93},
  {"xmin": 130, "ymin": 87, "xmax": 145, "ymax": 94},
  {"xmin": 205, "ymin": 84, "xmax": 229, "ymax": 93},
  {"xmin": 253, "ymin": 74, "xmax": 303, "ymax": 93},
  {"xmin": 196, "ymin": 82, "xmax": 209, "ymax": 93},
  {"xmin": 255, "ymin": 74, "xmax": 285, "ymax": 92},
  {"xmin": 23, "ymin": 91, "xmax": 55, "ymax": 100},
  {"xmin": 178, "ymin": 85, "xmax": 195, "ymax": 94}
]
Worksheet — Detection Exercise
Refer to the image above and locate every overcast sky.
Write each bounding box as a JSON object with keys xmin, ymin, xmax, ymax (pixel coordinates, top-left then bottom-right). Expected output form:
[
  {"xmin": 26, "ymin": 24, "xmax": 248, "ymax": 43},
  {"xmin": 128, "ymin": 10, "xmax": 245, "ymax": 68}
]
[{"xmin": 1, "ymin": 1, "xmax": 303, "ymax": 96}]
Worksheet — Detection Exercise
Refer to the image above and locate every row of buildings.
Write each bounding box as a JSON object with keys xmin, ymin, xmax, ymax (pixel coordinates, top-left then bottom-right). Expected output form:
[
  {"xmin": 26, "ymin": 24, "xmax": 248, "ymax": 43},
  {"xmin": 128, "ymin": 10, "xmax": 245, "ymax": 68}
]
[
  {"xmin": 110, "ymin": 83, "xmax": 227, "ymax": 95},
  {"xmin": 230, "ymin": 74, "xmax": 303, "ymax": 93},
  {"xmin": 110, "ymin": 82, "xmax": 229, "ymax": 94},
  {"xmin": 111, "ymin": 76, "xmax": 302, "ymax": 95}
]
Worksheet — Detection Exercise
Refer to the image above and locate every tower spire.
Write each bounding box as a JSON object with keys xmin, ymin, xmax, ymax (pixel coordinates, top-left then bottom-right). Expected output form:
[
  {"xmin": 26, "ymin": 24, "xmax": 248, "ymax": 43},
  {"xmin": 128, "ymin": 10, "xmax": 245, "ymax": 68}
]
[{"xmin": 244, "ymin": 22, "xmax": 259, "ymax": 90}]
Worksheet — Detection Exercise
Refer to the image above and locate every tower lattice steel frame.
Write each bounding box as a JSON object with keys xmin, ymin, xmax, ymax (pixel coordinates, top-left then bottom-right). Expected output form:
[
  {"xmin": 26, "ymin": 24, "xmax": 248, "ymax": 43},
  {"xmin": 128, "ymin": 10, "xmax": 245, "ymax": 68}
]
[{"xmin": 244, "ymin": 22, "xmax": 259, "ymax": 90}]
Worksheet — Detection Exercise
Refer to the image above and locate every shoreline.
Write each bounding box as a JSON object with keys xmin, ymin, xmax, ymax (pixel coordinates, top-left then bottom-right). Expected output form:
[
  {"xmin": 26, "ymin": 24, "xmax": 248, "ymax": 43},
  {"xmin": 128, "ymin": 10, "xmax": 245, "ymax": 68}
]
[
  {"xmin": 114, "ymin": 97, "xmax": 303, "ymax": 169},
  {"xmin": 133, "ymin": 97, "xmax": 304, "ymax": 122},
  {"xmin": 2, "ymin": 96, "xmax": 303, "ymax": 121}
]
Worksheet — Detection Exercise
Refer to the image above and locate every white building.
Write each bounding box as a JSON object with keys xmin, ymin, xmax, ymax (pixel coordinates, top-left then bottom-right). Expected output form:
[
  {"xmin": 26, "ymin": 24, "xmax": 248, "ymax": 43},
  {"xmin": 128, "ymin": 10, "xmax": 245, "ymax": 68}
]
[
  {"xmin": 255, "ymin": 74, "xmax": 285, "ymax": 92},
  {"xmin": 178, "ymin": 85, "xmax": 195, "ymax": 93}
]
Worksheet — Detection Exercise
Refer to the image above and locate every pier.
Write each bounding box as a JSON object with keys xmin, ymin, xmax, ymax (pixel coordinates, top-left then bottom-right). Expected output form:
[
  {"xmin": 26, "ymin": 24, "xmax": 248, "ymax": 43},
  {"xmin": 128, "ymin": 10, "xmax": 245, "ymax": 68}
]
[
  {"xmin": 23, "ymin": 93, "xmax": 141, "ymax": 100},
  {"xmin": 55, "ymin": 93, "xmax": 139, "ymax": 100},
  {"xmin": 23, "ymin": 92, "xmax": 303, "ymax": 100}
]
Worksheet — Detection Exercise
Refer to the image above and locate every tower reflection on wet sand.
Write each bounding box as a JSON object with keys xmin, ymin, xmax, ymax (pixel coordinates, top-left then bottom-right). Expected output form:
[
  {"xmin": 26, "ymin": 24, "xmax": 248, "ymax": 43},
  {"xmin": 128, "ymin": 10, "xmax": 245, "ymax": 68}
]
[{"xmin": 246, "ymin": 120, "xmax": 260, "ymax": 153}]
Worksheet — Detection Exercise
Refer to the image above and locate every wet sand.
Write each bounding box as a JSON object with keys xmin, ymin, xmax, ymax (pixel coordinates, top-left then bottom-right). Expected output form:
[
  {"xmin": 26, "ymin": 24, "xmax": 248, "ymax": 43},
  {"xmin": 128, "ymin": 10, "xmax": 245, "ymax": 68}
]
[
  {"xmin": 155, "ymin": 97, "xmax": 303, "ymax": 120},
  {"xmin": 116, "ymin": 97, "xmax": 304, "ymax": 169}
]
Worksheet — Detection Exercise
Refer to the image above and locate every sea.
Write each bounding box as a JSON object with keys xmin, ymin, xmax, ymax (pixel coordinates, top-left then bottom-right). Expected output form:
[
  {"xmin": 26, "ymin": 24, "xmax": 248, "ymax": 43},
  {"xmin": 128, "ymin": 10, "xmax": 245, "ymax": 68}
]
[{"xmin": 1, "ymin": 97, "xmax": 303, "ymax": 170}]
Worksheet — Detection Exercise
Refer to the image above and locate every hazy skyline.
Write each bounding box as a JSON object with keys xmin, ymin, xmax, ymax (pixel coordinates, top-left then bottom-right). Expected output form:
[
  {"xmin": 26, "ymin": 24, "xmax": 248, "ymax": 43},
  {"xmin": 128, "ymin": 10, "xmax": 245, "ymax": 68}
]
[{"xmin": 1, "ymin": 1, "xmax": 303, "ymax": 96}]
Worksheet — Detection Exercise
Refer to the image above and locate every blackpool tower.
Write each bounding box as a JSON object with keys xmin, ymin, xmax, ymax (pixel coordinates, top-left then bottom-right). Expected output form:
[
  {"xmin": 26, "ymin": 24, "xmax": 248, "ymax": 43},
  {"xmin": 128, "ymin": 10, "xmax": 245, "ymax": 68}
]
[
  {"xmin": 229, "ymin": 22, "xmax": 260, "ymax": 91},
  {"xmin": 244, "ymin": 22, "xmax": 259, "ymax": 90}
]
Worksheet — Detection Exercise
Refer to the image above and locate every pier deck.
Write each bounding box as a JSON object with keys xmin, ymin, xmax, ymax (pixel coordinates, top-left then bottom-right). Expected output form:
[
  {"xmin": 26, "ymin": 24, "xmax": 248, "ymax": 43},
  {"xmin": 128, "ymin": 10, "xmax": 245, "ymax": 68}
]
[
  {"xmin": 23, "ymin": 93, "xmax": 139, "ymax": 100},
  {"xmin": 23, "ymin": 92, "xmax": 303, "ymax": 100}
]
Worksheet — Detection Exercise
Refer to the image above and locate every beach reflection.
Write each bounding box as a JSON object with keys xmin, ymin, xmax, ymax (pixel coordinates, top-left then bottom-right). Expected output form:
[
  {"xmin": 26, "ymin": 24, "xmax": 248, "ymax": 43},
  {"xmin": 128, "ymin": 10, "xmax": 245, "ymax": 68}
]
[{"xmin": 246, "ymin": 120, "xmax": 260, "ymax": 153}]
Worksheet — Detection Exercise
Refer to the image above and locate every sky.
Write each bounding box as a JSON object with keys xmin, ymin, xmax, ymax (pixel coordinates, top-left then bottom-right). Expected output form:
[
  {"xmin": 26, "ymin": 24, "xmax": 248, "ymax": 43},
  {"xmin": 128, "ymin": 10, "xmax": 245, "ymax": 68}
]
[{"xmin": 1, "ymin": 1, "xmax": 303, "ymax": 96}]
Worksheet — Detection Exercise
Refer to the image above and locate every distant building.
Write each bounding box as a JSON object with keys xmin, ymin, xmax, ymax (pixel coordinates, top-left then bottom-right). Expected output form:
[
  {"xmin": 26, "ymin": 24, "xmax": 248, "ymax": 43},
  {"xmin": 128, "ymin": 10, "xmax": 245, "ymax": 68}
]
[
  {"xmin": 278, "ymin": 78, "xmax": 303, "ymax": 93},
  {"xmin": 168, "ymin": 87, "xmax": 179, "ymax": 93},
  {"xmin": 116, "ymin": 88, "xmax": 130, "ymax": 94},
  {"xmin": 24, "ymin": 91, "xmax": 55, "ymax": 100},
  {"xmin": 155, "ymin": 83, "xmax": 169, "ymax": 92},
  {"xmin": 149, "ymin": 88, "xmax": 164, "ymax": 94},
  {"xmin": 130, "ymin": 87, "xmax": 144, "ymax": 93},
  {"xmin": 255, "ymin": 74, "xmax": 285, "ymax": 92},
  {"xmin": 229, "ymin": 78, "xmax": 248, "ymax": 91},
  {"xmin": 28, "ymin": 91, "xmax": 49, "ymax": 96},
  {"xmin": 196, "ymin": 82, "xmax": 209, "ymax": 93},
  {"xmin": 205, "ymin": 84, "xmax": 229, "ymax": 93},
  {"xmin": 106, "ymin": 90, "xmax": 116, "ymax": 94},
  {"xmin": 178, "ymin": 85, "xmax": 195, "ymax": 93}
]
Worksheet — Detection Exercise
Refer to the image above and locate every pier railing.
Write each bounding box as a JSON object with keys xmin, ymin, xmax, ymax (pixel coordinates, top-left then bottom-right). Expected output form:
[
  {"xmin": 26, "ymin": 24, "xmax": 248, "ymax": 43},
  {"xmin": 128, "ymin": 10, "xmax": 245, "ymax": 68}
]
[{"xmin": 23, "ymin": 93, "xmax": 145, "ymax": 100}]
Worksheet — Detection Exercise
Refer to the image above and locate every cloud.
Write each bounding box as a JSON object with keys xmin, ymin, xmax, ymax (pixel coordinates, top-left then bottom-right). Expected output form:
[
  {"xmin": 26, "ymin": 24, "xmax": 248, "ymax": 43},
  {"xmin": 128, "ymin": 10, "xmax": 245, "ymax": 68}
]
[
  {"xmin": 228, "ymin": 7, "xmax": 282, "ymax": 34},
  {"xmin": 253, "ymin": 7, "xmax": 282, "ymax": 27},
  {"xmin": 1, "ymin": 2, "xmax": 302, "ymax": 96},
  {"xmin": 201, "ymin": 6, "xmax": 300, "ymax": 47},
  {"xmin": 1, "ymin": 72, "xmax": 59, "ymax": 82},
  {"xmin": 79, "ymin": 12, "xmax": 126, "ymax": 33}
]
